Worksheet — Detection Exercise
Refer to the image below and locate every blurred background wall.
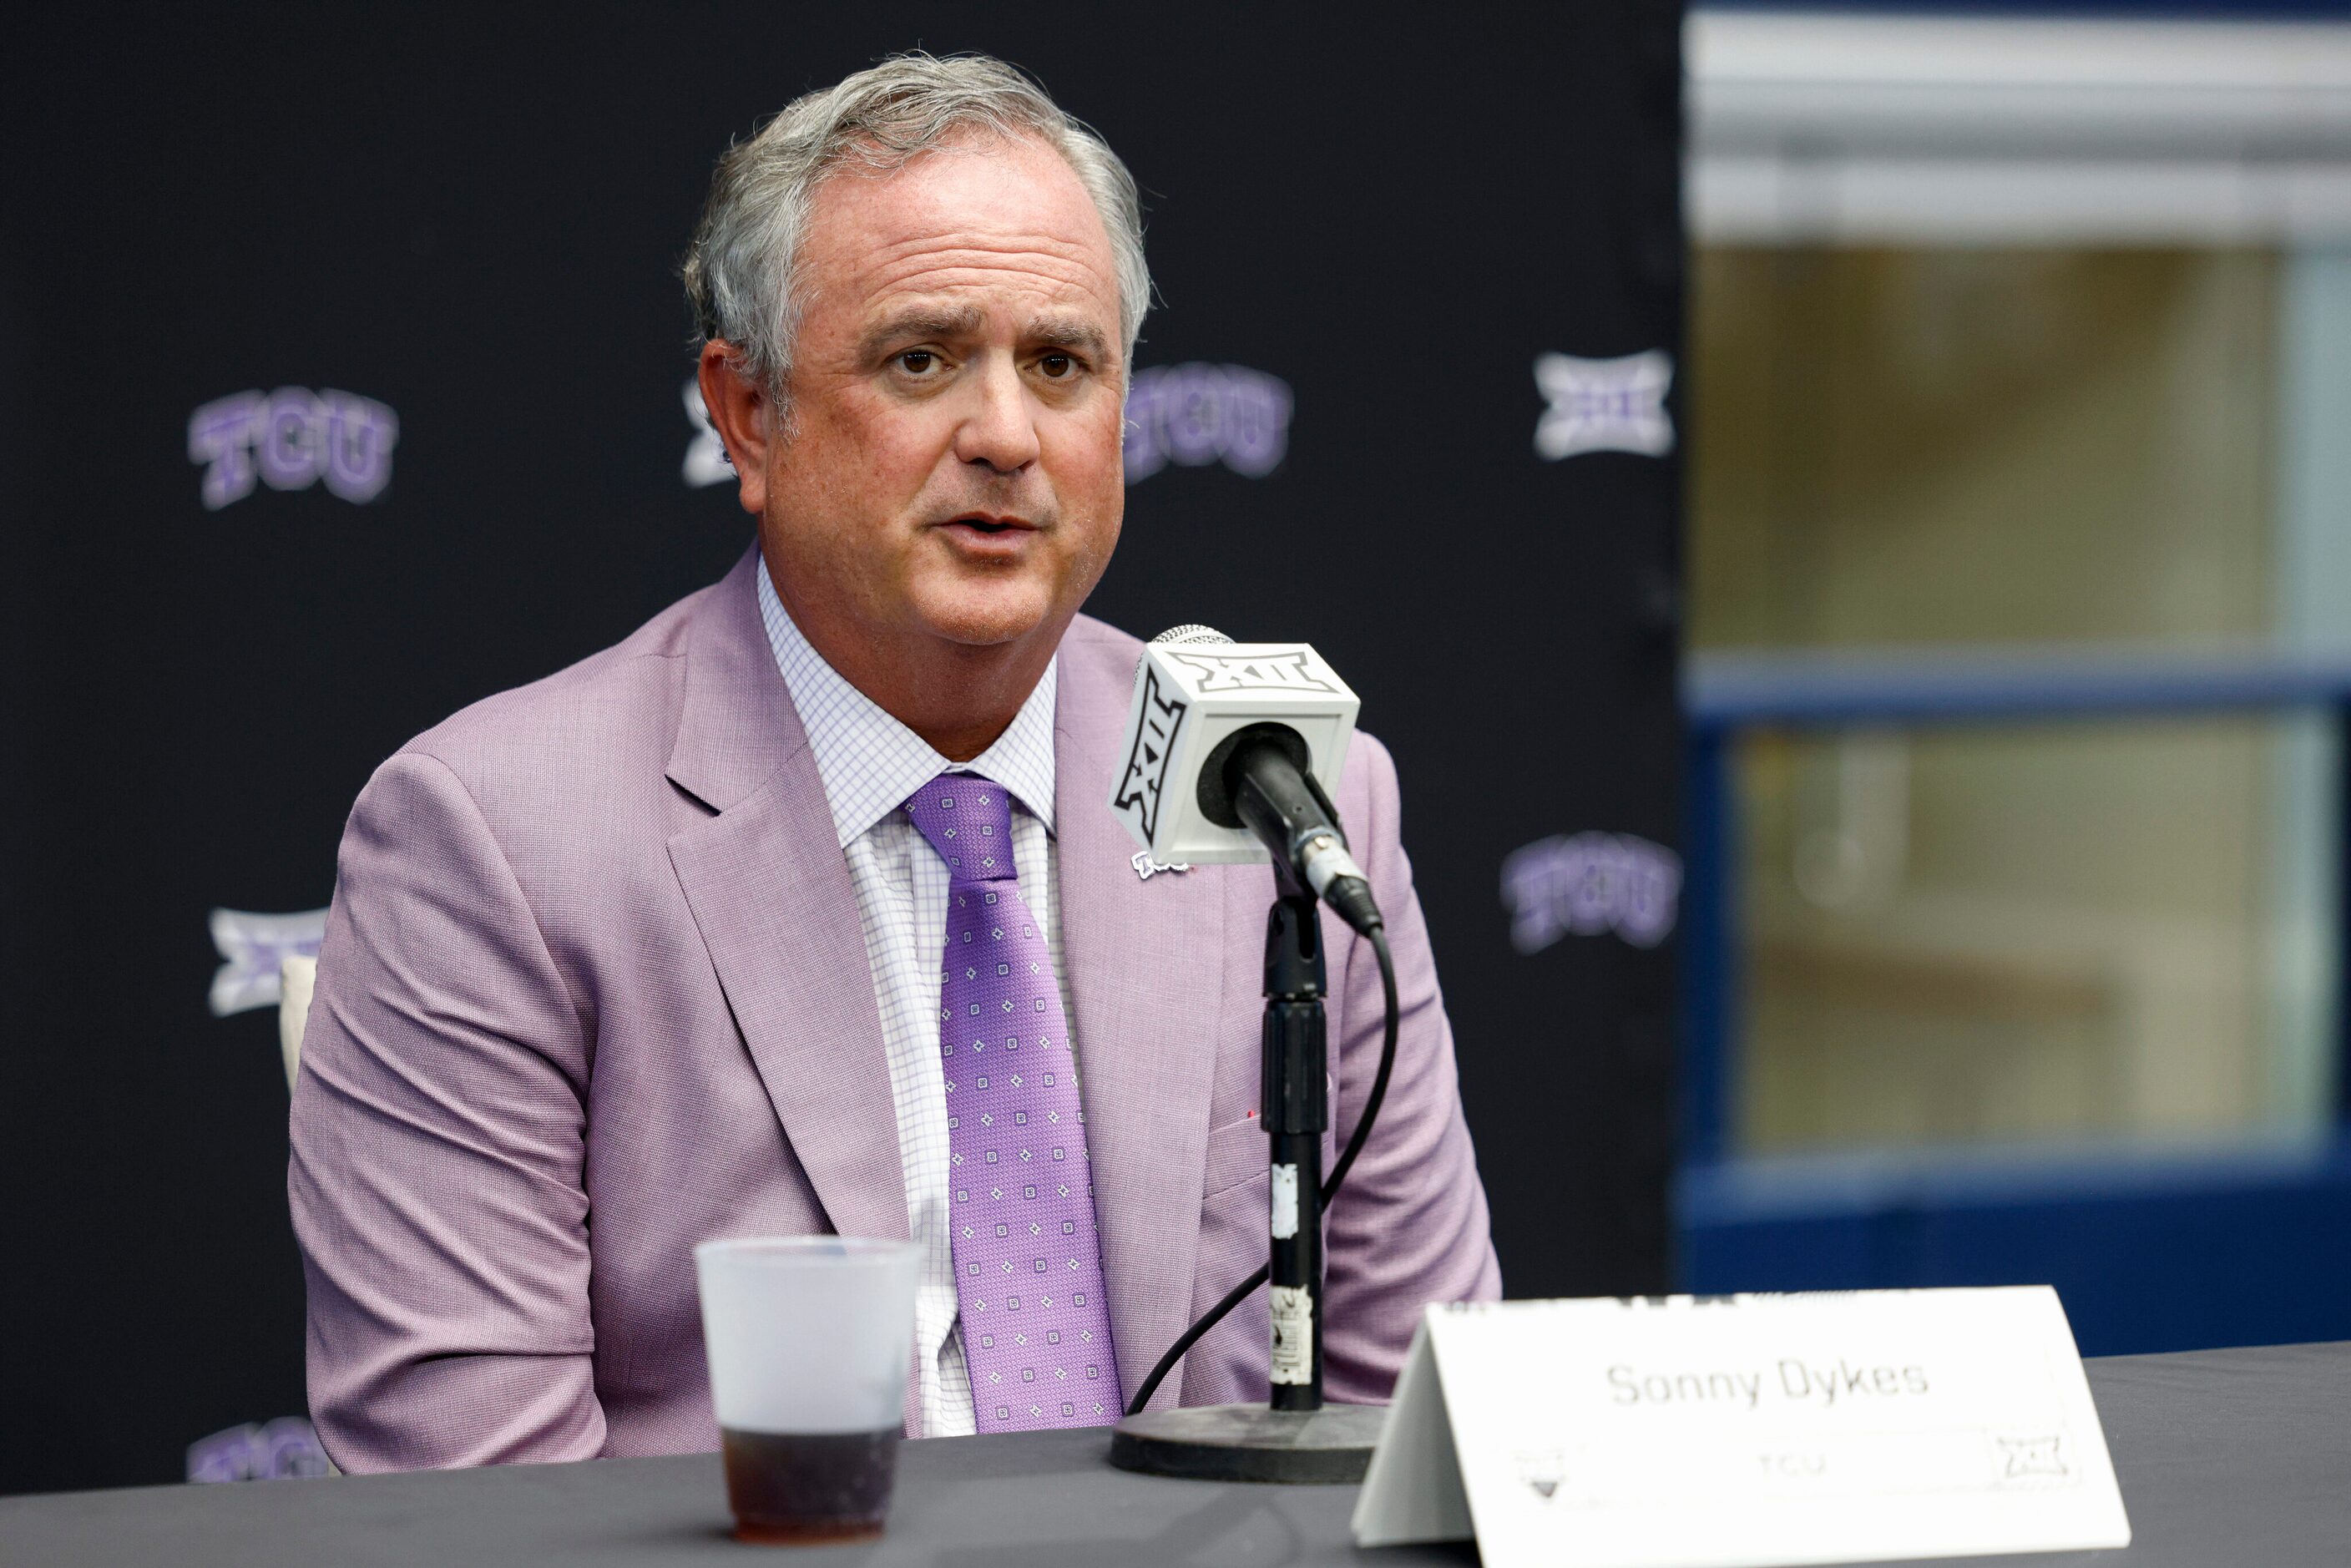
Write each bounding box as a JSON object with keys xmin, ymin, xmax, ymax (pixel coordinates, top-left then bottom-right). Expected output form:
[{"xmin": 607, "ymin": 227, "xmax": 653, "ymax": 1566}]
[{"xmin": 1680, "ymin": 5, "xmax": 2351, "ymax": 1354}]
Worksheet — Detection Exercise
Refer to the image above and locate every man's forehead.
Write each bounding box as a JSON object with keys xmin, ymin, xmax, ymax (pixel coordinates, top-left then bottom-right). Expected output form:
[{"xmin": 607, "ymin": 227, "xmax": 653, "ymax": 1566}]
[{"xmin": 805, "ymin": 139, "xmax": 1113, "ymax": 280}]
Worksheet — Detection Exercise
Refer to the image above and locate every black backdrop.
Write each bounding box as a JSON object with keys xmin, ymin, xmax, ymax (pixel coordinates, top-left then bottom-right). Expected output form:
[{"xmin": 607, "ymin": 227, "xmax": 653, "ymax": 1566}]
[{"xmin": 0, "ymin": 6, "xmax": 1684, "ymax": 1494}]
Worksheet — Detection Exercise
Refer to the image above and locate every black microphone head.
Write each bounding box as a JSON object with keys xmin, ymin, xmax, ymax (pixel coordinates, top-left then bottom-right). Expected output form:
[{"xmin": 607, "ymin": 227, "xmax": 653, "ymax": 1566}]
[
  {"xmin": 1197, "ymin": 721, "xmax": 1312, "ymax": 831},
  {"xmin": 1150, "ymin": 624, "xmax": 1232, "ymax": 647}
]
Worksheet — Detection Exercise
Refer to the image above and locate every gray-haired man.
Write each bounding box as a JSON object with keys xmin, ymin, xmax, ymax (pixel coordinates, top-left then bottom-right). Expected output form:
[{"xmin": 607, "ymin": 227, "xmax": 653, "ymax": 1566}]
[{"xmin": 290, "ymin": 53, "xmax": 1499, "ymax": 1469}]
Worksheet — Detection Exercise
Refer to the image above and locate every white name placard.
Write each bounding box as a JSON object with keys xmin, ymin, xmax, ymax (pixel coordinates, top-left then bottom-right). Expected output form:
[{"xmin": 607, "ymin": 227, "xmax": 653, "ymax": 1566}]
[{"xmin": 1353, "ymin": 1287, "xmax": 2130, "ymax": 1568}]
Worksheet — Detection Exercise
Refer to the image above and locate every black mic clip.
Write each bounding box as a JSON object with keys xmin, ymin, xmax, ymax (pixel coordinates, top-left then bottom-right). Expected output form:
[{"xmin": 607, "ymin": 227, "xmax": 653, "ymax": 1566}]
[{"xmin": 1203, "ymin": 723, "xmax": 1385, "ymax": 937}]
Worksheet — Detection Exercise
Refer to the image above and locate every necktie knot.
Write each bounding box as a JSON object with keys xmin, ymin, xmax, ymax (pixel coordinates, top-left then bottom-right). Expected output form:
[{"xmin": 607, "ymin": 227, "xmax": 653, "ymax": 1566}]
[{"xmin": 904, "ymin": 772, "xmax": 1019, "ymax": 883}]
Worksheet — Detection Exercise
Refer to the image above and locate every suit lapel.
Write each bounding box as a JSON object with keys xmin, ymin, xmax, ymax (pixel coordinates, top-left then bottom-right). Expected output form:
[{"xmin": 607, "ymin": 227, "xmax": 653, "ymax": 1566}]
[
  {"xmin": 1055, "ymin": 630, "xmax": 1228, "ymax": 1411},
  {"xmin": 665, "ymin": 549, "xmax": 908, "ymax": 1248}
]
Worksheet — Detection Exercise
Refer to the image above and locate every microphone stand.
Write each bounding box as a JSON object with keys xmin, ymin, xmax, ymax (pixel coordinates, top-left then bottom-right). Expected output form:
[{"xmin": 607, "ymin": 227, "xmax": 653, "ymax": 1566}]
[
  {"xmin": 1263, "ymin": 882, "xmax": 1328, "ymax": 1413},
  {"xmin": 1106, "ymin": 867, "xmax": 1387, "ymax": 1483}
]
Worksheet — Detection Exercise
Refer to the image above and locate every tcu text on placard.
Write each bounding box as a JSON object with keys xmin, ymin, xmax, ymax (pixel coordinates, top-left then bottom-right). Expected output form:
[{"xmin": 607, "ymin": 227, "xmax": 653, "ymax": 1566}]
[
  {"xmin": 1124, "ymin": 363, "xmax": 1292, "ymax": 482},
  {"xmin": 188, "ymin": 387, "xmax": 401, "ymax": 509}
]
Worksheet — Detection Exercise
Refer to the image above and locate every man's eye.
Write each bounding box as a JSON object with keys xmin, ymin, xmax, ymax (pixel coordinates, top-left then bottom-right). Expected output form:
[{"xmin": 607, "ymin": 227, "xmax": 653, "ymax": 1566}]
[
  {"xmin": 1039, "ymin": 353, "xmax": 1074, "ymax": 379},
  {"xmin": 898, "ymin": 350, "xmax": 936, "ymax": 374}
]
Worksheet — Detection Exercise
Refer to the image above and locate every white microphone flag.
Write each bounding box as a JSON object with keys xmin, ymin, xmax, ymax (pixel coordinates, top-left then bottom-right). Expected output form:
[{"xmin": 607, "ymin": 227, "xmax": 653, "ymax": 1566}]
[{"xmin": 1108, "ymin": 636, "xmax": 1360, "ymax": 866}]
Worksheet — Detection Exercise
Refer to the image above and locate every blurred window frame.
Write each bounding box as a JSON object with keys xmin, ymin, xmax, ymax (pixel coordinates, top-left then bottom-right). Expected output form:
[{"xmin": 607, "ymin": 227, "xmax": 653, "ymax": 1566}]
[{"xmin": 1677, "ymin": 8, "xmax": 2351, "ymax": 1353}]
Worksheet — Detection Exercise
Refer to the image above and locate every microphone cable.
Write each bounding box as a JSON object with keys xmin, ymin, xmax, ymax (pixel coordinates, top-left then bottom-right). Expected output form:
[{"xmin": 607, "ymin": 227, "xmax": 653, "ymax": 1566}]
[{"xmin": 1122, "ymin": 920, "xmax": 1401, "ymax": 1417}]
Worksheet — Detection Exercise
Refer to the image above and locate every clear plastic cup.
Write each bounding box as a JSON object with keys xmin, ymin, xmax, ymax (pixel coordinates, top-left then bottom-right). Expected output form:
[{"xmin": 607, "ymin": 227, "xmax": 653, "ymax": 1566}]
[{"xmin": 694, "ymin": 1237, "xmax": 920, "ymax": 1545}]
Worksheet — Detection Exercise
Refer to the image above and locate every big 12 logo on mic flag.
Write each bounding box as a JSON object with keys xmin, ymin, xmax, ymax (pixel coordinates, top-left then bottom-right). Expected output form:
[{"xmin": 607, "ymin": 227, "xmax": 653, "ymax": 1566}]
[
  {"xmin": 1111, "ymin": 667, "xmax": 1188, "ymax": 845},
  {"xmin": 1110, "ymin": 639, "xmax": 1360, "ymax": 867}
]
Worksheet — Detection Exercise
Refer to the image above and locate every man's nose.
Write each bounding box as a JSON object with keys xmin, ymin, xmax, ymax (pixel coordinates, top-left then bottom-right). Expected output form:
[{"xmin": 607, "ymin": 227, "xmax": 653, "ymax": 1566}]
[{"xmin": 953, "ymin": 354, "xmax": 1043, "ymax": 475}]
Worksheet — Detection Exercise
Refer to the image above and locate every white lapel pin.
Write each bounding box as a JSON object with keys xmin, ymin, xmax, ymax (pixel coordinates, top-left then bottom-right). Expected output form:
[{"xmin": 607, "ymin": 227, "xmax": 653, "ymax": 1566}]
[{"xmin": 1130, "ymin": 850, "xmax": 1191, "ymax": 882}]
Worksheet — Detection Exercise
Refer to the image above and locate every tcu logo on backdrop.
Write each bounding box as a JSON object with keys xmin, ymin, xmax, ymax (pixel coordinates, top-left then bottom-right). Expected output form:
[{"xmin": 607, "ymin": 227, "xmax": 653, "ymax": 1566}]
[
  {"xmin": 1500, "ymin": 832, "xmax": 1681, "ymax": 953},
  {"xmin": 1532, "ymin": 351, "xmax": 1674, "ymax": 460},
  {"xmin": 187, "ymin": 1418, "xmax": 331, "ymax": 1484},
  {"xmin": 187, "ymin": 388, "xmax": 400, "ymax": 509},
  {"xmin": 1124, "ymin": 364, "xmax": 1292, "ymax": 482}
]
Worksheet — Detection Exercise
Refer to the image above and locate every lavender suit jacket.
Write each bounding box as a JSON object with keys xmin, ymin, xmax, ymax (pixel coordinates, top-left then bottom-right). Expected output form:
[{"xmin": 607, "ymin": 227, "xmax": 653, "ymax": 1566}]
[{"xmin": 287, "ymin": 548, "xmax": 1500, "ymax": 1472}]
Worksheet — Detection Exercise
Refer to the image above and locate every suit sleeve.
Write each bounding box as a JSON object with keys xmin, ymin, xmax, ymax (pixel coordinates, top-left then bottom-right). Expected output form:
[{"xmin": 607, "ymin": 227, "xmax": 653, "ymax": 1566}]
[
  {"xmin": 287, "ymin": 750, "xmax": 604, "ymax": 1471},
  {"xmin": 1320, "ymin": 733, "xmax": 1504, "ymax": 1402}
]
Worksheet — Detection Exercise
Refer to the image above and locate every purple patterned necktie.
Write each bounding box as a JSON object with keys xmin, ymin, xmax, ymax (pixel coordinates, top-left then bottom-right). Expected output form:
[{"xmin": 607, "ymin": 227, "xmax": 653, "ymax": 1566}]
[{"xmin": 904, "ymin": 772, "xmax": 1124, "ymax": 1432}]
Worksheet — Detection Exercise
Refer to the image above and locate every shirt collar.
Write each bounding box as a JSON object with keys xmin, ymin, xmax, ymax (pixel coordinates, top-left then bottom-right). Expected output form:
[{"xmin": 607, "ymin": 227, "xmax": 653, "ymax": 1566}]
[{"xmin": 756, "ymin": 563, "xmax": 1059, "ymax": 849}]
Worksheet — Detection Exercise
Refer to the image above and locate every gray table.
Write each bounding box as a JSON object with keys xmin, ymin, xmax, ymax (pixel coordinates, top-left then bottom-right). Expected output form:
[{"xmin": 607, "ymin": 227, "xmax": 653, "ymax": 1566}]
[{"xmin": 7, "ymin": 1343, "xmax": 2348, "ymax": 1565}]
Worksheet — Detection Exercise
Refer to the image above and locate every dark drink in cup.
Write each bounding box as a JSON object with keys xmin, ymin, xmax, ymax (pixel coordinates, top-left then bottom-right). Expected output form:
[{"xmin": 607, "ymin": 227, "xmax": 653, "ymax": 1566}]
[
  {"xmin": 695, "ymin": 1238, "xmax": 919, "ymax": 1545},
  {"xmin": 720, "ymin": 1427, "xmax": 900, "ymax": 1544}
]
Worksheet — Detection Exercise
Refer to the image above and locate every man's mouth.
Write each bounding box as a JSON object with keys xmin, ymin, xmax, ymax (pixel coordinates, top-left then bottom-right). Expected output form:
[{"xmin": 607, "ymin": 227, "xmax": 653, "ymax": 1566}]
[{"xmin": 939, "ymin": 513, "xmax": 1039, "ymax": 541}]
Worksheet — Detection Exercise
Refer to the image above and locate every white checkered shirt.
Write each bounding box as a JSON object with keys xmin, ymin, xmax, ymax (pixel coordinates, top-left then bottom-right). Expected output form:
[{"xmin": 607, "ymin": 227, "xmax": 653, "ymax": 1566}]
[{"xmin": 756, "ymin": 565, "xmax": 1072, "ymax": 1439}]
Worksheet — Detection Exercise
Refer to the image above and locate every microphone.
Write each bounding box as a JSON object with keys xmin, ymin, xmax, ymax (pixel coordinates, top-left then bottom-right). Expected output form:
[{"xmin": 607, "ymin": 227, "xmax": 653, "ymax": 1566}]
[{"xmin": 1109, "ymin": 626, "xmax": 1383, "ymax": 934}]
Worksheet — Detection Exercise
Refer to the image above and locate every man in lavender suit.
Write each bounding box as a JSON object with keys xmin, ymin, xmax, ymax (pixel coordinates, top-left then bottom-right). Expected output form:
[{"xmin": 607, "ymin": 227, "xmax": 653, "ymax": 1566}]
[{"xmin": 288, "ymin": 54, "xmax": 1499, "ymax": 1473}]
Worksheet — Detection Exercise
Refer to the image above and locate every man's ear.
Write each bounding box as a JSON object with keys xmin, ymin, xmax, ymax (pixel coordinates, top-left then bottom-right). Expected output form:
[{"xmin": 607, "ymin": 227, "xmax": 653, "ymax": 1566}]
[{"xmin": 697, "ymin": 342, "xmax": 775, "ymax": 516}]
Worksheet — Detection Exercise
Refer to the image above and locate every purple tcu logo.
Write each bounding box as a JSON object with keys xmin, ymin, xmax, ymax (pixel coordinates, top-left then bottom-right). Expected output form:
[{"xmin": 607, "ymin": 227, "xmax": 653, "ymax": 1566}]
[
  {"xmin": 188, "ymin": 387, "xmax": 400, "ymax": 509},
  {"xmin": 1501, "ymin": 832, "xmax": 1681, "ymax": 953},
  {"xmin": 188, "ymin": 1417, "xmax": 331, "ymax": 1483},
  {"xmin": 1125, "ymin": 364, "xmax": 1292, "ymax": 482}
]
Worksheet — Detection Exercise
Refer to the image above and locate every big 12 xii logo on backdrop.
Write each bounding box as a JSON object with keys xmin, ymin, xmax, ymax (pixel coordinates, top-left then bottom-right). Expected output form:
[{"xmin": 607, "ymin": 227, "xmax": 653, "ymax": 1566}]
[{"xmin": 1532, "ymin": 351, "xmax": 1673, "ymax": 461}]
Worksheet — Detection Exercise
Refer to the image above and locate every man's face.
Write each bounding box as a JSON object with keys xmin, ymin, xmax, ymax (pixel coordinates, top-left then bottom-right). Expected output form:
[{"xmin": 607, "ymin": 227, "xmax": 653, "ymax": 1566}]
[{"xmin": 749, "ymin": 133, "xmax": 1126, "ymax": 655}]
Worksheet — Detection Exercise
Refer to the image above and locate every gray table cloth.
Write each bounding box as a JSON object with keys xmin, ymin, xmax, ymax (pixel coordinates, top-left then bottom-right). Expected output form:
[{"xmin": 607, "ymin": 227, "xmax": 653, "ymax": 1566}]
[{"xmin": 5, "ymin": 1342, "xmax": 2346, "ymax": 1565}]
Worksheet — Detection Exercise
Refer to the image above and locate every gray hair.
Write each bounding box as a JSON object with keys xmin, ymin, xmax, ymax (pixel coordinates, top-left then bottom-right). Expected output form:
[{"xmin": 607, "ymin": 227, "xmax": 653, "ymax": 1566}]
[{"xmin": 682, "ymin": 53, "xmax": 1150, "ymax": 405}]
